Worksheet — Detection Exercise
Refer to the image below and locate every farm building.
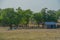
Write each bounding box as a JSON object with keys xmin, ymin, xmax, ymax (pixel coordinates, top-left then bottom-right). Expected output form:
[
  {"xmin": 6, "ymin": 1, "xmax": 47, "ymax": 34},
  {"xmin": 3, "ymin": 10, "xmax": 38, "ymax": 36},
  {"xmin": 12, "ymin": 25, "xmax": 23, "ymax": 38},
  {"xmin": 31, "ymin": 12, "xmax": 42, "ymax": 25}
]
[
  {"xmin": 56, "ymin": 23, "xmax": 60, "ymax": 28},
  {"xmin": 45, "ymin": 22, "xmax": 57, "ymax": 29},
  {"xmin": 56, "ymin": 19, "xmax": 60, "ymax": 28}
]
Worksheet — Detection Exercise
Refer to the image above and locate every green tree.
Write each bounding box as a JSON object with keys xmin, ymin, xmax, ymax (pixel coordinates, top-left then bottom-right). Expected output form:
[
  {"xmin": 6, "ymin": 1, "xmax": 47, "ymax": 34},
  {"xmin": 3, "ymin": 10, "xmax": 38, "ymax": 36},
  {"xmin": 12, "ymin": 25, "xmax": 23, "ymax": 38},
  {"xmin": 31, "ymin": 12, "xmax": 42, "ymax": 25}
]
[
  {"xmin": 0, "ymin": 9, "xmax": 2, "ymax": 25},
  {"xmin": 41, "ymin": 8, "xmax": 47, "ymax": 28},
  {"xmin": 21, "ymin": 9, "xmax": 32, "ymax": 28},
  {"xmin": 1, "ymin": 8, "xmax": 22, "ymax": 30},
  {"xmin": 16, "ymin": 7, "xmax": 24, "ymax": 28},
  {"xmin": 33, "ymin": 12, "xmax": 42, "ymax": 27},
  {"xmin": 56, "ymin": 9, "xmax": 60, "ymax": 20},
  {"xmin": 47, "ymin": 10, "xmax": 57, "ymax": 22}
]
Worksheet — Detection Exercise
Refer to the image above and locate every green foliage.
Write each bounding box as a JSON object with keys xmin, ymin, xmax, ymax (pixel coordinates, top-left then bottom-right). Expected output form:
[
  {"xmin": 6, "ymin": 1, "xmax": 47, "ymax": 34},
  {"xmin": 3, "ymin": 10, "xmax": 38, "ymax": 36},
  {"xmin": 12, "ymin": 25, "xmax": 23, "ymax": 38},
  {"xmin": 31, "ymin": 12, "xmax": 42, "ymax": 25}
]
[
  {"xmin": 41, "ymin": 8, "xmax": 47, "ymax": 22},
  {"xmin": 0, "ymin": 7, "xmax": 60, "ymax": 29},
  {"xmin": 33, "ymin": 12, "xmax": 43, "ymax": 27},
  {"xmin": 33, "ymin": 13, "xmax": 42, "ymax": 24},
  {"xmin": 46, "ymin": 10, "xmax": 57, "ymax": 22},
  {"xmin": 56, "ymin": 9, "xmax": 60, "ymax": 19}
]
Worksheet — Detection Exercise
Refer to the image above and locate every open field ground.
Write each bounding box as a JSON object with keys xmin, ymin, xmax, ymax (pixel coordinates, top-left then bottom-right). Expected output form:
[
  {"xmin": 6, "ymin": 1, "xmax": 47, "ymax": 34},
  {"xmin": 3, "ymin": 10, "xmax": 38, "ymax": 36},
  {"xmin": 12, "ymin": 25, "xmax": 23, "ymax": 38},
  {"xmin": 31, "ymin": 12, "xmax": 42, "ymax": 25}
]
[{"xmin": 0, "ymin": 27, "xmax": 60, "ymax": 40}]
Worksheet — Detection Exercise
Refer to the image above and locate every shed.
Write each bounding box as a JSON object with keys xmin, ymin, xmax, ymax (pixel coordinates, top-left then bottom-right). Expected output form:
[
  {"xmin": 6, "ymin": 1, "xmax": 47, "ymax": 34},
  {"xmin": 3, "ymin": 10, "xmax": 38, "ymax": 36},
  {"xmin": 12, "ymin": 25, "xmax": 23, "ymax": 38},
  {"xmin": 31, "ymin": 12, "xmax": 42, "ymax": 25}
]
[
  {"xmin": 45, "ymin": 22, "xmax": 56, "ymax": 29},
  {"xmin": 56, "ymin": 23, "xmax": 60, "ymax": 28}
]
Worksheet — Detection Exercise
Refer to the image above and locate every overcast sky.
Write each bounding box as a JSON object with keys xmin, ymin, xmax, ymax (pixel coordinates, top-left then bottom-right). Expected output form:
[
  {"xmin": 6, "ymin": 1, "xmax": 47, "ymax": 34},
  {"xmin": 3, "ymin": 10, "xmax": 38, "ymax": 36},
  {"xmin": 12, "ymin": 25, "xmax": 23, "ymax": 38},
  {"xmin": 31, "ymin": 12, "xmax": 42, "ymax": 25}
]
[{"xmin": 0, "ymin": 0, "xmax": 60, "ymax": 12}]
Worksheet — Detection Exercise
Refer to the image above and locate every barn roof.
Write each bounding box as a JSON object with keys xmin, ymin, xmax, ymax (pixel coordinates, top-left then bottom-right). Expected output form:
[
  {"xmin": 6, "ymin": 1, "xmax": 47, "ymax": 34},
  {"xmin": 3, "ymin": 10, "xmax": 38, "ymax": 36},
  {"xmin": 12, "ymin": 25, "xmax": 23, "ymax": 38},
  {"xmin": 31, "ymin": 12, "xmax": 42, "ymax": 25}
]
[{"xmin": 45, "ymin": 22, "xmax": 56, "ymax": 25}]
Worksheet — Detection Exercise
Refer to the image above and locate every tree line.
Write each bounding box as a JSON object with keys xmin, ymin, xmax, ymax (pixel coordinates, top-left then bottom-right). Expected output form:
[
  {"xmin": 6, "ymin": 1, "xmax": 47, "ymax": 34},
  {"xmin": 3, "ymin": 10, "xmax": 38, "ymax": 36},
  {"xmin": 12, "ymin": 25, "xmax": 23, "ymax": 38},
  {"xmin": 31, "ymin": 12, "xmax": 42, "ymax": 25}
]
[{"xmin": 0, "ymin": 7, "xmax": 60, "ymax": 30}]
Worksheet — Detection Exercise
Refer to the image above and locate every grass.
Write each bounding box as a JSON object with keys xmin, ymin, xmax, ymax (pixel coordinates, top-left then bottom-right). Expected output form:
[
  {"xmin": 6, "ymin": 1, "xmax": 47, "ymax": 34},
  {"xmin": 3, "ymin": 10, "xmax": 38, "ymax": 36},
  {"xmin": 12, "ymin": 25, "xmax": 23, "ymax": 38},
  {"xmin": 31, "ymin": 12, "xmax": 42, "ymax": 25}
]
[{"xmin": 0, "ymin": 27, "xmax": 60, "ymax": 40}]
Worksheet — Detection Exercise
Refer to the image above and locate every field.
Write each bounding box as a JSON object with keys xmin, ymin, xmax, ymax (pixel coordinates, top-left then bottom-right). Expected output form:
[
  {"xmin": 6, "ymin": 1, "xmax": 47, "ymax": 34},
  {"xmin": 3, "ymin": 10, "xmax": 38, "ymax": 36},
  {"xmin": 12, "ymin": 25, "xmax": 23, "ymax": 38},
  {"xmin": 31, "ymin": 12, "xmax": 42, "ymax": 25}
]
[{"xmin": 0, "ymin": 27, "xmax": 60, "ymax": 40}]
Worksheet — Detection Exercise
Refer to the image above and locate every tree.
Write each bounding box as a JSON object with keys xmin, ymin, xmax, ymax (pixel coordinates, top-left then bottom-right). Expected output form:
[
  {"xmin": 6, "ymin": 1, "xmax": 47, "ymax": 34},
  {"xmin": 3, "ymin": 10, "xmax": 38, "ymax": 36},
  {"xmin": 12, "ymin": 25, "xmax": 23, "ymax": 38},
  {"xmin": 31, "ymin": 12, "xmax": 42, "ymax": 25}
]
[
  {"xmin": 21, "ymin": 9, "xmax": 33, "ymax": 28},
  {"xmin": 56, "ymin": 9, "xmax": 60, "ymax": 20},
  {"xmin": 16, "ymin": 7, "xmax": 24, "ymax": 28},
  {"xmin": 1, "ymin": 8, "xmax": 22, "ymax": 30},
  {"xmin": 33, "ymin": 12, "xmax": 42, "ymax": 27},
  {"xmin": 47, "ymin": 10, "xmax": 57, "ymax": 22},
  {"xmin": 0, "ymin": 9, "xmax": 7, "ymax": 26},
  {"xmin": 0, "ymin": 9, "xmax": 2, "ymax": 25},
  {"xmin": 41, "ymin": 8, "xmax": 47, "ymax": 28}
]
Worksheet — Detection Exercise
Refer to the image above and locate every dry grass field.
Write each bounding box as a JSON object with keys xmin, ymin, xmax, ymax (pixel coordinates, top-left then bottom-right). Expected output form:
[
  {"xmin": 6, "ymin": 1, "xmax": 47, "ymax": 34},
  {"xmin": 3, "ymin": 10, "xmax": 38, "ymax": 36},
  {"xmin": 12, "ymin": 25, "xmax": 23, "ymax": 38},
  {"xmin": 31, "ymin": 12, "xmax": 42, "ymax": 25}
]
[{"xmin": 0, "ymin": 27, "xmax": 60, "ymax": 40}]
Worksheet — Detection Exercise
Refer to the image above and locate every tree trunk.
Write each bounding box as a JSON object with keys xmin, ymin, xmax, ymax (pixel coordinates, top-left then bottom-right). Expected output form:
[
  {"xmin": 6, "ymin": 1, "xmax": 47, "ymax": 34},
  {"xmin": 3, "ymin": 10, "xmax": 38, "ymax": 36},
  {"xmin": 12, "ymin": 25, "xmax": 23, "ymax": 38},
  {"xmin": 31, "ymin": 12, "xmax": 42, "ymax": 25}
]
[
  {"xmin": 42, "ymin": 22, "xmax": 45, "ymax": 28},
  {"xmin": 9, "ymin": 25, "xmax": 13, "ymax": 30},
  {"xmin": 15, "ymin": 25, "xmax": 19, "ymax": 29},
  {"xmin": 38, "ymin": 23, "xmax": 40, "ymax": 28},
  {"xmin": 25, "ymin": 24, "xmax": 28, "ymax": 28}
]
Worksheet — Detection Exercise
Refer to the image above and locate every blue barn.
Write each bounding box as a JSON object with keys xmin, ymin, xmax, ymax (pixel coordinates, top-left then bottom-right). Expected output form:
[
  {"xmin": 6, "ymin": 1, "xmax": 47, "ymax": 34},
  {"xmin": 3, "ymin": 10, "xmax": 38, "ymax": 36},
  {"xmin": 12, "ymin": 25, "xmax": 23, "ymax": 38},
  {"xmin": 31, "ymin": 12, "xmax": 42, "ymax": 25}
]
[{"xmin": 45, "ymin": 22, "xmax": 57, "ymax": 29}]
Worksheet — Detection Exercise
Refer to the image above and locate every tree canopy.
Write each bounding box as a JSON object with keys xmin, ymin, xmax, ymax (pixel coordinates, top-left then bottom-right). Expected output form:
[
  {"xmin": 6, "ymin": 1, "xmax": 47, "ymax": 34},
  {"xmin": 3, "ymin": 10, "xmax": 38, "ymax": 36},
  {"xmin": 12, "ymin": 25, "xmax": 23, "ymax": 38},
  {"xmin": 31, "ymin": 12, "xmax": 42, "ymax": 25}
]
[{"xmin": 0, "ymin": 7, "xmax": 60, "ymax": 29}]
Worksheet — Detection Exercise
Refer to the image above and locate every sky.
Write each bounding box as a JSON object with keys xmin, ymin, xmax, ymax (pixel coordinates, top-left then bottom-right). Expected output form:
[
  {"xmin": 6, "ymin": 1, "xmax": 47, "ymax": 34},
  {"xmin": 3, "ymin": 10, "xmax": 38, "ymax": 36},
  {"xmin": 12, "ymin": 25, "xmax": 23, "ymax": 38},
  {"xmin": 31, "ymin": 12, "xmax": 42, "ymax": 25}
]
[{"xmin": 0, "ymin": 0, "xmax": 60, "ymax": 12}]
